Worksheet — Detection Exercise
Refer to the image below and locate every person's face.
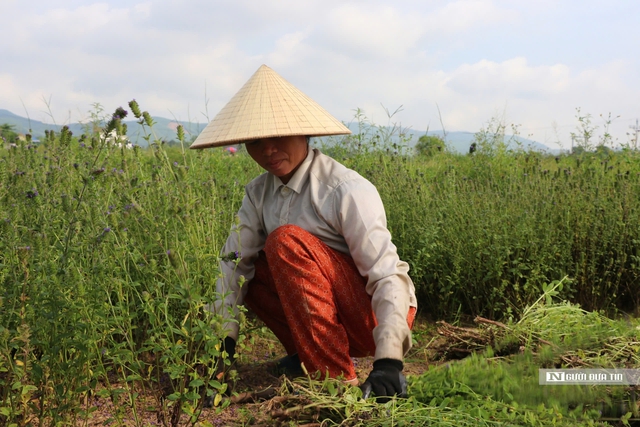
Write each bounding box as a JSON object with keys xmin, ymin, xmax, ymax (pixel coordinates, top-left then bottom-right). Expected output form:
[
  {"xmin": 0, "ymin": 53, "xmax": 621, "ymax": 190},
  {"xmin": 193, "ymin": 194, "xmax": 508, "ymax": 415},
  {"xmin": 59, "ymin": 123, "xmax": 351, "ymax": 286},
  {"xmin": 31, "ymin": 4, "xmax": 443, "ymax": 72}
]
[{"xmin": 245, "ymin": 135, "xmax": 309, "ymax": 184}]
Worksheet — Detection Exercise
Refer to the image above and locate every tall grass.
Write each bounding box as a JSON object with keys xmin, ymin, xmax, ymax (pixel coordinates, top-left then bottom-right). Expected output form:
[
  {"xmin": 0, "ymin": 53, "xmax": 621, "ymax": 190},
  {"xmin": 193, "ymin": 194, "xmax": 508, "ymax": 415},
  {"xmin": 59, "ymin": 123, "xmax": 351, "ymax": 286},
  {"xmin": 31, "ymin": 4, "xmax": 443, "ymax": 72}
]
[
  {"xmin": 0, "ymin": 104, "xmax": 258, "ymax": 426},
  {"xmin": 335, "ymin": 127, "xmax": 640, "ymax": 320},
  {"xmin": 1, "ymin": 103, "xmax": 639, "ymax": 424}
]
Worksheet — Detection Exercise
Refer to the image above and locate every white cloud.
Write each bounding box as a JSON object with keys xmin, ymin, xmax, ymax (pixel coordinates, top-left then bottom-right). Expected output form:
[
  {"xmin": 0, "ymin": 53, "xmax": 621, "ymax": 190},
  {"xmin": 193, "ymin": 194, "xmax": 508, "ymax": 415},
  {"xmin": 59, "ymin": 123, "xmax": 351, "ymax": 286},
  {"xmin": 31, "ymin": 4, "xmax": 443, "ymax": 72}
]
[
  {"xmin": 322, "ymin": 3, "xmax": 425, "ymax": 59},
  {"xmin": 419, "ymin": 57, "xmax": 639, "ymax": 148},
  {"xmin": 424, "ymin": 0, "xmax": 519, "ymax": 34},
  {"xmin": 1, "ymin": 0, "xmax": 638, "ymax": 151},
  {"xmin": 446, "ymin": 57, "xmax": 571, "ymax": 98}
]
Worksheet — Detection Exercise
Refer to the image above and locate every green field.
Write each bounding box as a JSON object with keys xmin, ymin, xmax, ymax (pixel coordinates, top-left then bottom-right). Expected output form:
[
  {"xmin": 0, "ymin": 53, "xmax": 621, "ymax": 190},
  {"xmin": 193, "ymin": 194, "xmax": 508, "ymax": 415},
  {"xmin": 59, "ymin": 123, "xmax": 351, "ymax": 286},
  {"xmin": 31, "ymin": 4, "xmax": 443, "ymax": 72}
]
[{"xmin": 1, "ymin": 103, "xmax": 639, "ymax": 426}]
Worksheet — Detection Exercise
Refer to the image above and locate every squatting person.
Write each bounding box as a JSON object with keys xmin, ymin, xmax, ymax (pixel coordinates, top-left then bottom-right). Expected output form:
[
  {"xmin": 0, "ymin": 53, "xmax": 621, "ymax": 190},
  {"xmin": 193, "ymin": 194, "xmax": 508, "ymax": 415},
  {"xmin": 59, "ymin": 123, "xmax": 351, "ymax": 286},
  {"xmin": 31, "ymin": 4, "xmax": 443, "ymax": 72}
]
[{"xmin": 190, "ymin": 65, "xmax": 418, "ymax": 400}]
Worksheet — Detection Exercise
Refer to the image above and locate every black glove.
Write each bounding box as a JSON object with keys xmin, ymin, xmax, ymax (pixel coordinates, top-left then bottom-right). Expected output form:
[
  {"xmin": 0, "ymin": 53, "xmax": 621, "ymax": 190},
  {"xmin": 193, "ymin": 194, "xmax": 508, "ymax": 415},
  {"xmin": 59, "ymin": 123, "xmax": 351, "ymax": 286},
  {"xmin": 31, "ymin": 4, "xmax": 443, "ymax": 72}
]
[
  {"xmin": 216, "ymin": 336, "xmax": 236, "ymax": 379},
  {"xmin": 360, "ymin": 359, "xmax": 407, "ymax": 402},
  {"xmin": 204, "ymin": 337, "xmax": 237, "ymax": 408}
]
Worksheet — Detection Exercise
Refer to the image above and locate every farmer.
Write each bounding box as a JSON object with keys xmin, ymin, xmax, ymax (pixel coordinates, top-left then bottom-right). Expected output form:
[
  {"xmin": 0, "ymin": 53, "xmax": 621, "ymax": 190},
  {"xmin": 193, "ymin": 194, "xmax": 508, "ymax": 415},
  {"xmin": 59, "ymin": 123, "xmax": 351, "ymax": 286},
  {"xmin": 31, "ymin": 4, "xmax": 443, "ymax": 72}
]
[{"xmin": 190, "ymin": 65, "xmax": 417, "ymax": 400}]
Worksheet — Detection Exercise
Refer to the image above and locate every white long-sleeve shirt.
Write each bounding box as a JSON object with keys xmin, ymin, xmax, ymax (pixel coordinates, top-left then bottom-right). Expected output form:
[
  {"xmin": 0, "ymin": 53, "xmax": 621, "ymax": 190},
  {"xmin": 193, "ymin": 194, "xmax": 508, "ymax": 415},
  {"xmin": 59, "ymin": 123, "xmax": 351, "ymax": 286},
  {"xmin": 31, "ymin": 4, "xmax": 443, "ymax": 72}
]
[{"xmin": 214, "ymin": 148, "xmax": 417, "ymax": 361}]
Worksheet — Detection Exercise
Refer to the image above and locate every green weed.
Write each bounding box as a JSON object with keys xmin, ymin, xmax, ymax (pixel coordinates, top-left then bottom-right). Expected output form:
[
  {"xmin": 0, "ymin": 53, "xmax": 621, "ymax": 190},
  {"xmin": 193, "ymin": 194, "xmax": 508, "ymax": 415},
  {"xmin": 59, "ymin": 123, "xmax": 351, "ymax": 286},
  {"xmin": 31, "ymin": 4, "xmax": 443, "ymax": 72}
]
[{"xmin": 1, "ymin": 103, "xmax": 639, "ymax": 425}]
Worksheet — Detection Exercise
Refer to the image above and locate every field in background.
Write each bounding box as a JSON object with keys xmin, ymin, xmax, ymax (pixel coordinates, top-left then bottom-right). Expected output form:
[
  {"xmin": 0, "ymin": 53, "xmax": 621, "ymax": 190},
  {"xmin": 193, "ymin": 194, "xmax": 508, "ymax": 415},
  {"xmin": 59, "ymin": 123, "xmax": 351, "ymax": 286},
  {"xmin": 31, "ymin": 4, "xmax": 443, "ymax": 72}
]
[{"xmin": 1, "ymin": 103, "xmax": 639, "ymax": 426}]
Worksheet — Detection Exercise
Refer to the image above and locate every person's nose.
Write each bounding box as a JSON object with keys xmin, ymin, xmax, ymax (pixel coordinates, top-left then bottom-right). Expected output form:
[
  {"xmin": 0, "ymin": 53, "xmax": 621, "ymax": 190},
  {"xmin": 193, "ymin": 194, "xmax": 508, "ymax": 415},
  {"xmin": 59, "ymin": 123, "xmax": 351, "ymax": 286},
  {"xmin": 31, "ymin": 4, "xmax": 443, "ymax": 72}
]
[{"xmin": 262, "ymin": 140, "xmax": 277, "ymax": 156}]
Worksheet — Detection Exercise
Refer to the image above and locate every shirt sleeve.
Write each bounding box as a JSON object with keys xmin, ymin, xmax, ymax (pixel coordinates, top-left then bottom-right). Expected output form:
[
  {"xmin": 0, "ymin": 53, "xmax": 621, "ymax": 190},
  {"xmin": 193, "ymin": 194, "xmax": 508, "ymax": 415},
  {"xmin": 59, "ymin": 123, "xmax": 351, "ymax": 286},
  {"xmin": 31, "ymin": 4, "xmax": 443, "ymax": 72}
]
[
  {"xmin": 211, "ymin": 189, "xmax": 266, "ymax": 341},
  {"xmin": 333, "ymin": 178, "xmax": 414, "ymax": 361}
]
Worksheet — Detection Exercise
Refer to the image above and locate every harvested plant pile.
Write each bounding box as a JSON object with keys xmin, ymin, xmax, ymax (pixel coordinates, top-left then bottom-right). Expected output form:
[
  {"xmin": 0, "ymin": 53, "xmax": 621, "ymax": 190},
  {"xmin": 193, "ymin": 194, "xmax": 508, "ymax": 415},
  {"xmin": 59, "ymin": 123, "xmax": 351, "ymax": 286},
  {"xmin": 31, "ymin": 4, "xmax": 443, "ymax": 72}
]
[{"xmin": 243, "ymin": 280, "xmax": 639, "ymax": 426}]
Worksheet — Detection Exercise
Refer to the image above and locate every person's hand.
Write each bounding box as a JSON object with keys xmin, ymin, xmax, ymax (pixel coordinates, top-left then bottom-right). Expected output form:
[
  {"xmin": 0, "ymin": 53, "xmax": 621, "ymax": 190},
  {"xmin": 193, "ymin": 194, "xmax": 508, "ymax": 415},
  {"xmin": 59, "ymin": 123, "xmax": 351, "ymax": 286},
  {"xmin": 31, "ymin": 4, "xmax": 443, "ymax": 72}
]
[
  {"xmin": 215, "ymin": 336, "xmax": 237, "ymax": 381},
  {"xmin": 204, "ymin": 337, "xmax": 237, "ymax": 408},
  {"xmin": 360, "ymin": 359, "xmax": 407, "ymax": 402}
]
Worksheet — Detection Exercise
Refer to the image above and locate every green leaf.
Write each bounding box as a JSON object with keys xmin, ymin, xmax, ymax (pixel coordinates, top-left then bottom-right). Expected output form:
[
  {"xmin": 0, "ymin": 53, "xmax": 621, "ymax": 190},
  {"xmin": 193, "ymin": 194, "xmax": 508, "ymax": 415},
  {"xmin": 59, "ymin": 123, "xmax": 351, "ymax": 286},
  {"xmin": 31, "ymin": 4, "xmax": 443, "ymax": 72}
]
[
  {"xmin": 189, "ymin": 378, "xmax": 204, "ymax": 388},
  {"xmin": 167, "ymin": 392, "xmax": 181, "ymax": 401},
  {"xmin": 326, "ymin": 381, "xmax": 337, "ymax": 397},
  {"xmin": 21, "ymin": 385, "xmax": 38, "ymax": 396},
  {"xmin": 184, "ymin": 391, "xmax": 200, "ymax": 401},
  {"xmin": 208, "ymin": 379, "xmax": 222, "ymax": 389}
]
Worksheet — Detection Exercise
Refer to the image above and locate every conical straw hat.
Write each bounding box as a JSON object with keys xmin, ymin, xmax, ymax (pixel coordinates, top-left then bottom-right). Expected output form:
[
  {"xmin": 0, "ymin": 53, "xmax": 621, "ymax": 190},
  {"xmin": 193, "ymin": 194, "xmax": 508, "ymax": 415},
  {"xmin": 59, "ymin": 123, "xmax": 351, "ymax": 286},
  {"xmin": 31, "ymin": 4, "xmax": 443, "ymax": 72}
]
[{"xmin": 190, "ymin": 65, "xmax": 351, "ymax": 149}]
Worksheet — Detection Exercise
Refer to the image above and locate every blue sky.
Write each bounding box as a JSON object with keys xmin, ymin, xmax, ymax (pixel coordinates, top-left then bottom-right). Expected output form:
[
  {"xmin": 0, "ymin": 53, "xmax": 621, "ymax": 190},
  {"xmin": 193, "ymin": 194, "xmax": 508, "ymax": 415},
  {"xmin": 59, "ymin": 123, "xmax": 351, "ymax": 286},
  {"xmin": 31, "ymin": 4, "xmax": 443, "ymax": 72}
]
[{"xmin": 2, "ymin": 0, "xmax": 639, "ymax": 149}]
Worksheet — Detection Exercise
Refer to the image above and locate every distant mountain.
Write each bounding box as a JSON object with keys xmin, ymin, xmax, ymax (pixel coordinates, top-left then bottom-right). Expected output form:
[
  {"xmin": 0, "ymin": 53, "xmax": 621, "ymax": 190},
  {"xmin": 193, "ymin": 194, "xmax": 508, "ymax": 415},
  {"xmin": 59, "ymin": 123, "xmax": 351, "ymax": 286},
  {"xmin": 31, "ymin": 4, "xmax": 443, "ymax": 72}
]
[
  {"xmin": 0, "ymin": 109, "xmax": 206, "ymax": 145},
  {"xmin": 1, "ymin": 108, "xmax": 556, "ymax": 153}
]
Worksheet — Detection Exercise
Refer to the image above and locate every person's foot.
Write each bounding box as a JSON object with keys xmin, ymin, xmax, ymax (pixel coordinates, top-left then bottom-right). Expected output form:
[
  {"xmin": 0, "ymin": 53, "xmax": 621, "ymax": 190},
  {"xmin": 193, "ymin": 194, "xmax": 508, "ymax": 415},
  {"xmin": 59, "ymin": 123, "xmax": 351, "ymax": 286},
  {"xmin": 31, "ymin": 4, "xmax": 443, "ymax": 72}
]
[
  {"xmin": 270, "ymin": 353, "xmax": 305, "ymax": 377},
  {"xmin": 269, "ymin": 355, "xmax": 360, "ymax": 386}
]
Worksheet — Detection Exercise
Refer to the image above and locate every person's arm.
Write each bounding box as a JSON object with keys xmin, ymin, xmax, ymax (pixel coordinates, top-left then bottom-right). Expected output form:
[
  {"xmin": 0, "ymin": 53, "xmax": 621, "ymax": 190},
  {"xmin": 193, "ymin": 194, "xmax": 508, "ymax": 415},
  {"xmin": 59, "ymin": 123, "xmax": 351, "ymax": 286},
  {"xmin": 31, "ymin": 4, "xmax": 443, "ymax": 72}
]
[
  {"xmin": 211, "ymin": 189, "xmax": 266, "ymax": 341},
  {"xmin": 335, "ymin": 178, "xmax": 413, "ymax": 359},
  {"xmin": 333, "ymin": 178, "xmax": 414, "ymax": 399}
]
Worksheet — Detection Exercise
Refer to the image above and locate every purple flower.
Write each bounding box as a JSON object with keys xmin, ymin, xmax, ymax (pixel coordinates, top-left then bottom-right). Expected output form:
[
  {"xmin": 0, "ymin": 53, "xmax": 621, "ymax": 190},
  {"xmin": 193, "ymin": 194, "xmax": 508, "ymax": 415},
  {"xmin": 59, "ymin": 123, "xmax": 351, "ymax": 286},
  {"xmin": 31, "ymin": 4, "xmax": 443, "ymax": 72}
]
[
  {"xmin": 112, "ymin": 107, "xmax": 128, "ymax": 120},
  {"xmin": 221, "ymin": 251, "xmax": 242, "ymax": 262},
  {"xmin": 104, "ymin": 227, "xmax": 111, "ymax": 233},
  {"xmin": 26, "ymin": 189, "xmax": 38, "ymax": 199}
]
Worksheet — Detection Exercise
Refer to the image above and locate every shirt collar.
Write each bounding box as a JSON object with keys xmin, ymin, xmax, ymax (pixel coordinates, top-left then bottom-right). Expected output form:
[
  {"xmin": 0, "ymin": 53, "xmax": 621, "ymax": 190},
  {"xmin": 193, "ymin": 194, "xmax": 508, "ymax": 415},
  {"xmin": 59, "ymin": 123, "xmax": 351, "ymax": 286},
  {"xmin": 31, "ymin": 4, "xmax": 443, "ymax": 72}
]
[{"xmin": 268, "ymin": 147, "xmax": 315, "ymax": 195}]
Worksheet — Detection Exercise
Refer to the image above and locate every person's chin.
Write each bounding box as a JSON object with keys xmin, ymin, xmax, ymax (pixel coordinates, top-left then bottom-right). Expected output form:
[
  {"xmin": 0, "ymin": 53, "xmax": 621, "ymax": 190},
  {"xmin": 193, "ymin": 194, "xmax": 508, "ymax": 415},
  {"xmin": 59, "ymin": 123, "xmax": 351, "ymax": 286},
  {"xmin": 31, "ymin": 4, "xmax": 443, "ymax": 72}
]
[
  {"xmin": 273, "ymin": 171, "xmax": 292, "ymax": 179},
  {"xmin": 269, "ymin": 164, "xmax": 290, "ymax": 176}
]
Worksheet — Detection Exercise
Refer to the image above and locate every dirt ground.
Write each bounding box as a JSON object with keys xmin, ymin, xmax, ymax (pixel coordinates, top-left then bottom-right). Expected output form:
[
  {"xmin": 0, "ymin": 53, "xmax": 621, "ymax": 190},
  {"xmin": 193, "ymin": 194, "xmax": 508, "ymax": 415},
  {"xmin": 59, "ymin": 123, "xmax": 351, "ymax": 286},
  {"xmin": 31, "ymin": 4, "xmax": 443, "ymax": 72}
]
[
  {"xmin": 78, "ymin": 314, "xmax": 437, "ymax": 427},
  {"xmin": 202, "ymin": 315, "xmax": 436, "ymax": 426},
  {"xmin": 72, "ymin": 314, "xmax": 640, "ymax": 426}
]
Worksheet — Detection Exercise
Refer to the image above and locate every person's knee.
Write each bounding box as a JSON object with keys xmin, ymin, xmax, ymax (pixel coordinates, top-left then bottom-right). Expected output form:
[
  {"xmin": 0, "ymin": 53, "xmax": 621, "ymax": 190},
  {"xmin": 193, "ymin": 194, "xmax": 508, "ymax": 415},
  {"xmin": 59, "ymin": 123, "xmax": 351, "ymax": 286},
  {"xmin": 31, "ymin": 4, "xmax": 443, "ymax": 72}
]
[{"xmin": 264, "ymin": 224, "xmax": 307, "ymax": 253}]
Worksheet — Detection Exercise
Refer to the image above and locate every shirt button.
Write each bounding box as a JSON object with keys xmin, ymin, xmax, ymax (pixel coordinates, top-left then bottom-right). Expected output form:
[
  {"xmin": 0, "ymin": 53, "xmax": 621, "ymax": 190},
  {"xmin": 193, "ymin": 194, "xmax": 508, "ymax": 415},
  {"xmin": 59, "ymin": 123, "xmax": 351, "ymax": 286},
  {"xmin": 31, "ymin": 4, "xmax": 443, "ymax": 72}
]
[
  {"xmin": 281, "ymin": 187, "xmax": 291, "ymax": 196},
  {"xmin": 279, "ymin": 219, "xmax": 286, "ymax": 226}
]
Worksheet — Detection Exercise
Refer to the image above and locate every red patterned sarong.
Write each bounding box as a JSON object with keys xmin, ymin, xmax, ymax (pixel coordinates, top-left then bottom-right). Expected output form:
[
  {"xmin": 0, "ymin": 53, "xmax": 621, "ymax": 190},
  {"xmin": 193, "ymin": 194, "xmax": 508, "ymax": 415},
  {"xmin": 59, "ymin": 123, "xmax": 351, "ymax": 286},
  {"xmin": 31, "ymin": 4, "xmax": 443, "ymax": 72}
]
[{"xmin": 244, "ymin": 224, "xmax": 416, "ymax": 381}]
